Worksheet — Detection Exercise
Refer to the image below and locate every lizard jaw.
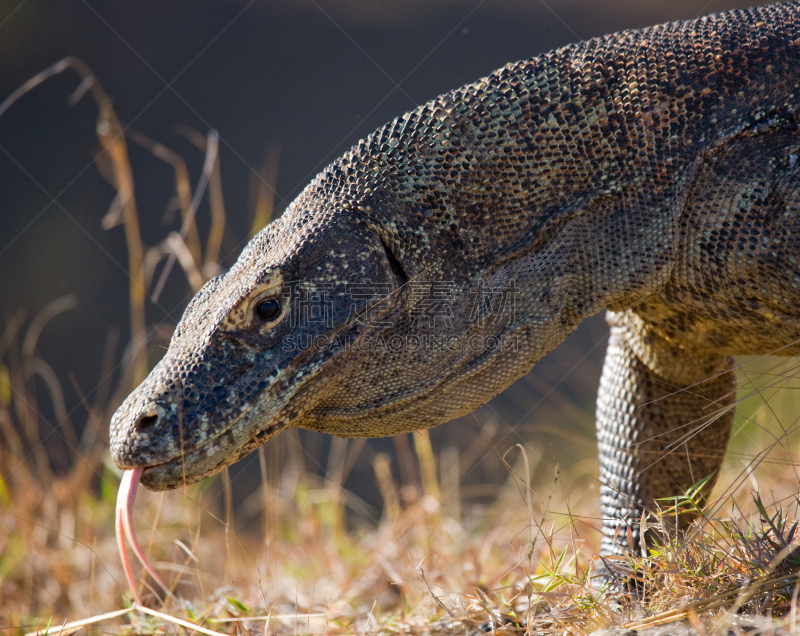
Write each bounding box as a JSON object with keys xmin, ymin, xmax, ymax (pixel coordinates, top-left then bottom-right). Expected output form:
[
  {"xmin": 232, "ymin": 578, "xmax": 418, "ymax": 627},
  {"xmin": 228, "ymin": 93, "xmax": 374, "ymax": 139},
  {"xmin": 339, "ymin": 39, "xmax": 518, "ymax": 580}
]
[
  {"xmin": 113, "ymin": 349, "xmax": 332, "ymax": 491},
  {"xmin": 136, "ymin": 419, "xmax": 286, "ymax": 491}
]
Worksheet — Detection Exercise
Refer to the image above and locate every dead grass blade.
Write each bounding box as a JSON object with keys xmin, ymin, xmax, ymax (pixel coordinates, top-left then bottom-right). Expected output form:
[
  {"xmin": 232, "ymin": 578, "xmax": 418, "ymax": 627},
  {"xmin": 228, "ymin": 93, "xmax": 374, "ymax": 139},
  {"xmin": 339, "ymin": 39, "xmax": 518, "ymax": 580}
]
[
  {"xmin": 126, "ymin": 128, "xmax": 203, "ymax": 267},
  {"xmin": 24, "ymin": 607, "xmax": 134, "ymax": 636},
  {"xmin": 134, "ymin": 604, "xmax": 232, "ymax": 636},
  {"xmin": 151, "ymin": 130, "xmax": 219, "ymax": 301}
]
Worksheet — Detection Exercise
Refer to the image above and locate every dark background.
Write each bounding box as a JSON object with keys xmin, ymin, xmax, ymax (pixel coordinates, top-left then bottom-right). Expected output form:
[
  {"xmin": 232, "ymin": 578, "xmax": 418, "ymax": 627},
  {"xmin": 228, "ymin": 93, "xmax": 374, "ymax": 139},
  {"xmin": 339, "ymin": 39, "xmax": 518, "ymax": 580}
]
[{"xmin": 0, "ymin": 0, "xmax": 779, "ymax": 528}]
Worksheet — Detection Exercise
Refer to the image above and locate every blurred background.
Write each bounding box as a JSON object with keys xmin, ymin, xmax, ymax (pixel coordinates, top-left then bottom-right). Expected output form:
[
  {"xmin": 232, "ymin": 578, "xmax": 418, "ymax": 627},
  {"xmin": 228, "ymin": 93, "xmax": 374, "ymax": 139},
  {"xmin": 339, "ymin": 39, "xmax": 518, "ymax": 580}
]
[{"xmin": 1, "ymin": 0, "xmax": 797, "ymax": 622}]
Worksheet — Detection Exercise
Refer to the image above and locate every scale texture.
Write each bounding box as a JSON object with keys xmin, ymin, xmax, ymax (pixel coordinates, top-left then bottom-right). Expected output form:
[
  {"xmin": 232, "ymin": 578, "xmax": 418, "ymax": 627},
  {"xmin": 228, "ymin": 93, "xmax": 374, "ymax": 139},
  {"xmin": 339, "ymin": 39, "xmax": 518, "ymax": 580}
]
[{"xmin": 110, "ymin": 1, "xmax": 800, "ymax": 556}]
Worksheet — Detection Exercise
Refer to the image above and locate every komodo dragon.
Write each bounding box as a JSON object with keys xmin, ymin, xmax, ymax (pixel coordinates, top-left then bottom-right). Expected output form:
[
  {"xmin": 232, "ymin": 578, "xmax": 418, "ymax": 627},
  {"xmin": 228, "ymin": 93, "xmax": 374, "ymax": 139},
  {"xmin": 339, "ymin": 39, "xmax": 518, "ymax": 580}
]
[{"xmin": 111, "ymin": 1, "xmax": 800, "ymax": 570}]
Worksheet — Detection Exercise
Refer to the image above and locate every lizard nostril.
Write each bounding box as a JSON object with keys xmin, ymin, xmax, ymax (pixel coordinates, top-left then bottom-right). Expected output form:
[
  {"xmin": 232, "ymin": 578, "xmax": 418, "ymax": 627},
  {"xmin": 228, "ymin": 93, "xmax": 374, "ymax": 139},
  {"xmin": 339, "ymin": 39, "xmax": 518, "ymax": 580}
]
[{"xmin": 134, "ymin": 408, "xmax": 160, "ymax": 433}]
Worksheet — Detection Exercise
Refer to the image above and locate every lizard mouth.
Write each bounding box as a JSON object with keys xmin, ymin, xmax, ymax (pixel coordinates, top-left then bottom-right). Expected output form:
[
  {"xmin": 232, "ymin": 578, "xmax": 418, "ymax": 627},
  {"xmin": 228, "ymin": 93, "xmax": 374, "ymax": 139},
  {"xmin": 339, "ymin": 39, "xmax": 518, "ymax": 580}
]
[
  {"xmin": 136, "ymin": 419, "xmax": 286, "ymax": 491},
  {"xmin": 137, "ymin": 446, "xmax": 224, "ymax": 490}
]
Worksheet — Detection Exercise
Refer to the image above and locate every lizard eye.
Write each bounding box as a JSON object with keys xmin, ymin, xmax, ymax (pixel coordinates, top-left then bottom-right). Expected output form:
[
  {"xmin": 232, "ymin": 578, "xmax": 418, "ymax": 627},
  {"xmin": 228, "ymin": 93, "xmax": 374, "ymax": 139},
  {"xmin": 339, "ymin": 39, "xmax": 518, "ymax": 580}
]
[{"xmin": 255, "ymin": 297, "xmax": 281, "ymax": 322}]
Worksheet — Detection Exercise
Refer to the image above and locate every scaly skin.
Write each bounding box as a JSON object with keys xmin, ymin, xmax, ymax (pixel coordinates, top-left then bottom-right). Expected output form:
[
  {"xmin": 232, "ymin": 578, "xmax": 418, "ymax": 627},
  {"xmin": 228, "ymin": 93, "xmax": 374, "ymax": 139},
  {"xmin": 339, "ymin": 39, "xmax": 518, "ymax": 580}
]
[{"xmin": 110, "ymin": 1, "xmax": 800, "ymax": 556}]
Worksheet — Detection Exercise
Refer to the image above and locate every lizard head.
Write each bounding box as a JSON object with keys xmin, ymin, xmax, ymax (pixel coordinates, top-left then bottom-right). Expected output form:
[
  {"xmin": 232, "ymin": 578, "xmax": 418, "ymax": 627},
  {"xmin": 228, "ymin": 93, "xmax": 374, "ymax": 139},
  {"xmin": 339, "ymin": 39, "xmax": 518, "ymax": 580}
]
[
  {"xmin": 110, "ymin": 155, "xmax": 533, "ymax": 491},
  {"xmin": 110, "ymin": 99, "xmax": 563, "ymax": 491},
  {"xmin": 109, "ymin": 192, "xmax": 417, "ymax": 489}
]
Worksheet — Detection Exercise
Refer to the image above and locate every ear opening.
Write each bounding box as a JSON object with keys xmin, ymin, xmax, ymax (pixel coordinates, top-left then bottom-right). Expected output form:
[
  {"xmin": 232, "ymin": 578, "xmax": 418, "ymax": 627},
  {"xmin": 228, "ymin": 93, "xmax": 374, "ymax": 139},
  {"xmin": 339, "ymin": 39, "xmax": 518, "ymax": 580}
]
[{"xmin": 379, "ymin": 237, "xmax": 409, "ymax": 287}]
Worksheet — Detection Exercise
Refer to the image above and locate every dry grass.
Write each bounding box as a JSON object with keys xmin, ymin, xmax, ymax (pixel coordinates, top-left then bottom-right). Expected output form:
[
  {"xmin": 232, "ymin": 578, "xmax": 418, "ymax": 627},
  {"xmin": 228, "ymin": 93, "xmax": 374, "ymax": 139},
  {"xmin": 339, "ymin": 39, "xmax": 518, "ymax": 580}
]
[{"xmin": 2, "ymin": 59, "xmax": 800, "ymax": 636}]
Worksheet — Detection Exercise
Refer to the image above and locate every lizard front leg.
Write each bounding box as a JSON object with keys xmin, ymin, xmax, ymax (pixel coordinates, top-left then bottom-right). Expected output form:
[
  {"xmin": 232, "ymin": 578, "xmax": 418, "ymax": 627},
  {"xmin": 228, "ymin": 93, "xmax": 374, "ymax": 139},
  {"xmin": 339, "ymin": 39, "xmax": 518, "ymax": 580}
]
[{"xmin": 596, "ymin": 309, "xmax": 736, "ymax": 558}]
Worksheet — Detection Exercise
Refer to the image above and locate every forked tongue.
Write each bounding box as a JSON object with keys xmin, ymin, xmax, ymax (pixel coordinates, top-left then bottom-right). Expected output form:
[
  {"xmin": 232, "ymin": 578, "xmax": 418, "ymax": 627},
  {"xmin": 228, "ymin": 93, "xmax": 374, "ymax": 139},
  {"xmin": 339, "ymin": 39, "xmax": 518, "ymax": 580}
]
[{"xmin": 116, "ymin": 467, "xmax": 172, "ymax": 604}]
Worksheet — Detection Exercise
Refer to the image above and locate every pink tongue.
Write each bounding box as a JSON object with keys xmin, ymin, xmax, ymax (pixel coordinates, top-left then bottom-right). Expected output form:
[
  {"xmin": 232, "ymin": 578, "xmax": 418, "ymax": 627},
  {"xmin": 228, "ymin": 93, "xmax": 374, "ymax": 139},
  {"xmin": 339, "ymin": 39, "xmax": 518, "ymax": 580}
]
[{"xmin": 116, "ymin": 467, "xmax": 171, "ymax": 604}]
